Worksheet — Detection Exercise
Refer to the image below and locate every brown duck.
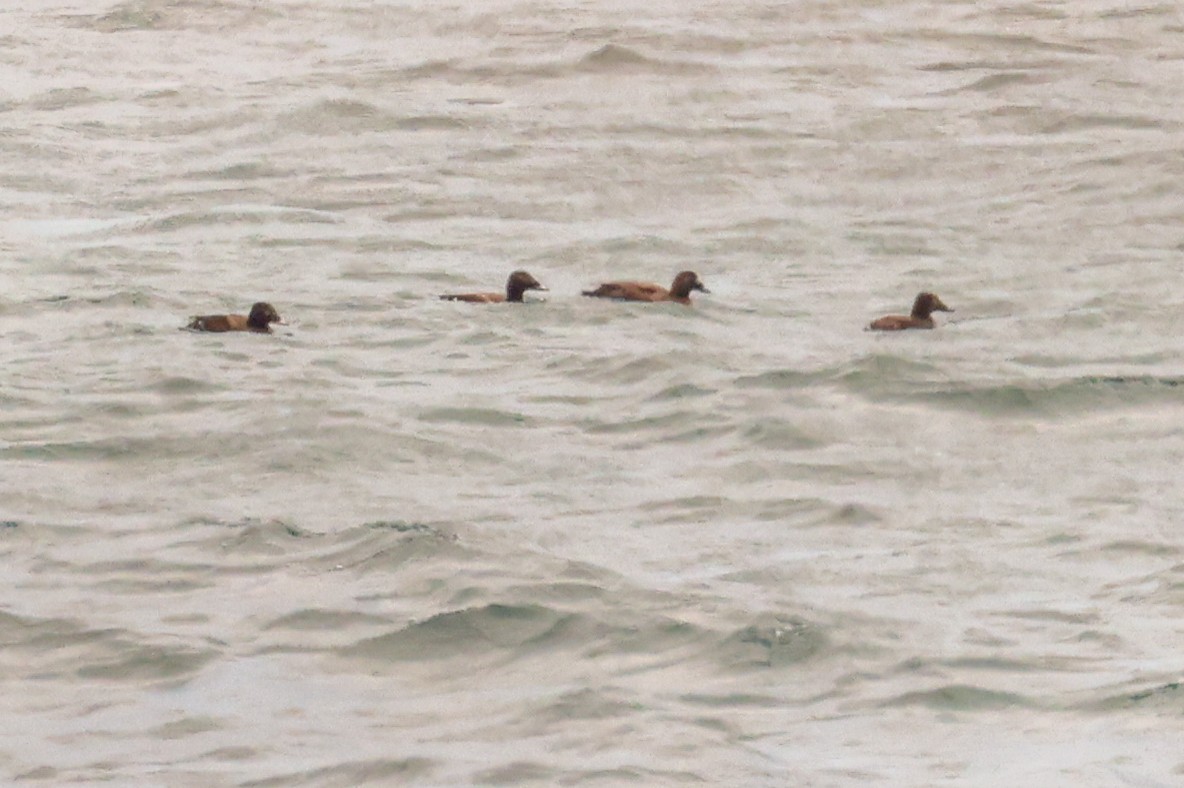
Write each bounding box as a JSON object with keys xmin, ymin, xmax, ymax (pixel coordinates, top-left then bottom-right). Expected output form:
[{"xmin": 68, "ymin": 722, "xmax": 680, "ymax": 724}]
[
  {"xmin": 440, "ymin": 270, "xmax": 547, "ymax": 303},
  {"xmin": 187, "ymin": 302, "xmax": 283, "ymax": 333},
  {"xmin": 582, "ymin": 270, "xmax": 709, "ymax": 305},
  {"xmin": 868, "ymin": 292, "xmax": 953, "ymax": 331}
]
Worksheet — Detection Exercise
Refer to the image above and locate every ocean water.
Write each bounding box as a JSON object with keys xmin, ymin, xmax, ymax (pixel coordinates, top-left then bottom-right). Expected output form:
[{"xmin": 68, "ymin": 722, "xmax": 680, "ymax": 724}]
[{"xmin": 3, "ymin": 1, "xmax": 1184, "ymax": 785}]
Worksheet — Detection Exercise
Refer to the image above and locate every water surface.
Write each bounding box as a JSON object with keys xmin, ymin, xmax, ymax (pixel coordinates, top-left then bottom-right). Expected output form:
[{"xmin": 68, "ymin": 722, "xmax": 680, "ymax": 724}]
[{"xmin": 2, "ymin": 1, "xmax": 1184, "ymax": 785}]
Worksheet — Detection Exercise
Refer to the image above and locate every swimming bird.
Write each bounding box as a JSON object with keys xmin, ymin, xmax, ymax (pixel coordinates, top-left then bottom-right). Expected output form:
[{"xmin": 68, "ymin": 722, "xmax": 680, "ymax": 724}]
[
  {"xmin": 439, "ymin": 270, "xmax": 547, "ymax": 303},
  {"xmin": 868, "ymin": 292, "xmax": 953, "ymax": 331},
  {"xmin": 187, "ymin": 302, "xmax": 283, "ymax": 333},
  {"xmin": 582, "ymin": 270, "xmax": 709, "ymax": 305}
]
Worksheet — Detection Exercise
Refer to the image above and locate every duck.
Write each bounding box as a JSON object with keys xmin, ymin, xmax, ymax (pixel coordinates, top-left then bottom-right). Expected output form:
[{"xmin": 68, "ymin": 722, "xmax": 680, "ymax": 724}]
[
  {"xmin": 187, "ymin": 302, "xmax": 283, "ymax": 333},
  {"xmin": 868, "ymin": 292, "xmax": 953, "ymax": 331},
  {"xmin": 439, "ymin": 270, "xmax": 547, "ymax": 303},
  {"xmin": 582, "ymin": 270, "xmax": 709, "ymax": 305}
]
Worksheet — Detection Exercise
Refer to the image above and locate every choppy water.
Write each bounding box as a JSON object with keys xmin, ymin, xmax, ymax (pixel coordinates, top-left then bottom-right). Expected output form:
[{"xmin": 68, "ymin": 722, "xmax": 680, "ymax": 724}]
[{"xmin": 3, "ymin": 1, "xmax": 1184, "ymax": 785}]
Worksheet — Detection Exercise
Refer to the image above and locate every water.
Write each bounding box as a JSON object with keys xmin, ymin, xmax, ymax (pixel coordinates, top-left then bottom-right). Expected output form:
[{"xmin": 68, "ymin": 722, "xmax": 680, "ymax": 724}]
[{"xmin": 3, "ymin": 1, "xmax": 1184, "ymax": 784}]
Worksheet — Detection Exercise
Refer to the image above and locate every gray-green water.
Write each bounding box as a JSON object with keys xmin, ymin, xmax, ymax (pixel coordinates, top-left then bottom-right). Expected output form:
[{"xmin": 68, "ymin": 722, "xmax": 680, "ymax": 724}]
[{"xmin": 3, "ymin": 1, "xmax": 1184, "ymax": 785}]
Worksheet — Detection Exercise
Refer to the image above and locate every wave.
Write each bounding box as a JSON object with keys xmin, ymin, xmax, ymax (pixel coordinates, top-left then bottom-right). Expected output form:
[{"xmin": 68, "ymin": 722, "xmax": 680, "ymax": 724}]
[
  {"xmin": 242, "ymin": 758, "xmax": 436, "ymax": 788},
  {"xmin": 129, "ymin": 204, "xmax": 339, "ymax": 234},
  {"xmin": 881, "ymin": 683, "xmax": 1034, "ymax": 710},
  {"xmin": 418, "ymin": 406, "xmax": 532, "ymax": 428},
  {"xmin": 393, "ymin": 59, "xmax": 563, "ymax": 84},
  {"xmin": 391, "ymin": 43, "xmax": 714, "ymax": 85},
  {"xmin": 0, "ymin": 609, "xmax": 216, "ymax": 683},
  {"xmin": 70, "ymin": 0, "xmax": 277, "ymax": 33},
  {"xmin": 276, "ymin": 99, "xmax": 471, "ymax": 136},
  {"xmin": 891, "ymin": 375, "xmax": 1184, "ymax": 415},
  {"xmin": 1068, "ymin": 677, "xmax": 1184, "ymax": 713},
  {"xmin": 338, "ymin": 587, "xmax": 824, "ymax": 679},
  {"xmin": 340, "ymin": 603, "xmax": 584, "ymax": 662},
  {"xmin": 714, "ymin": 615, "xmax": 827, "ymax": 669},
  {"xmin": 169, "ymin": 517, "xmax": 460, "ymax": 575},
  {"xmin": 740, "ymin": 355, "xmax": 1184, "ymax": 415},
  {"xmin": 21, "ymin": 87, "xmax": 104, "ymax": 112},
  {"xmin": 575, "ymin": 43, "xmax": 714, "ymax": 75},
  {"xmin": 1093, "ymin": 680, "xmax": 1184, "ymax": 711}
]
